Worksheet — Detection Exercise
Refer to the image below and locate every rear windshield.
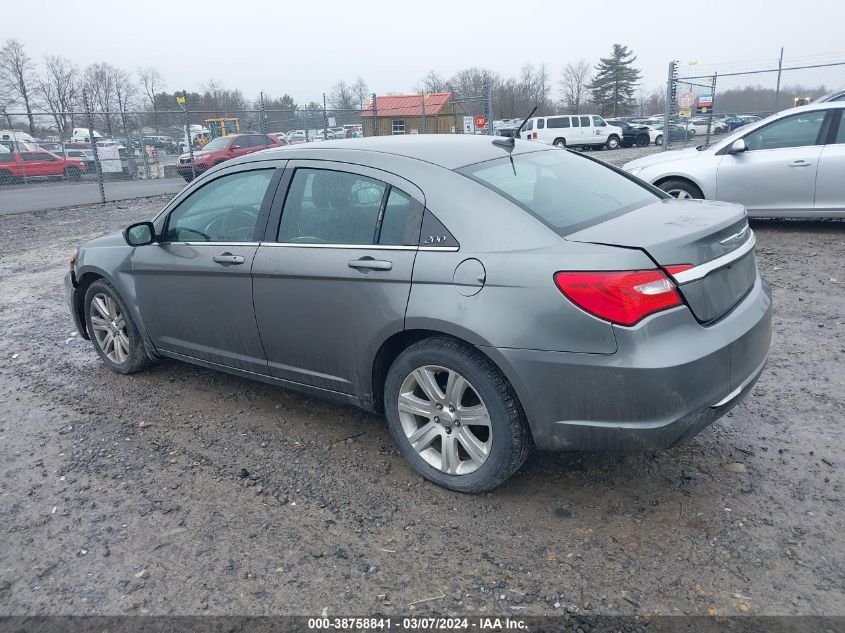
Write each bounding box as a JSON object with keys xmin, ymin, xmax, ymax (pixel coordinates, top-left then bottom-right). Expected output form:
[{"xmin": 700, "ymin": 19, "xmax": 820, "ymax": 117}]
[{"xmin": 458, "ymin": 150, "xmax": 658, "ymax": 235}]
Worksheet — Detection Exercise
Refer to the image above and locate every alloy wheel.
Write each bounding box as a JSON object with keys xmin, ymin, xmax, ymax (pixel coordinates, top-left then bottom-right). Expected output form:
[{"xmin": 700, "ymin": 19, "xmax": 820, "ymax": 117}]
[
  {"xmin": 90, "ymin": 293, "xmax": 130, "ymax": 363},
  {"xmin": 397, "ymin": 365, "xmax": 492, "ymax": 475},
  {"xmin": 667, "ymin": 188, "xmax": 694, "ymax": 199}
]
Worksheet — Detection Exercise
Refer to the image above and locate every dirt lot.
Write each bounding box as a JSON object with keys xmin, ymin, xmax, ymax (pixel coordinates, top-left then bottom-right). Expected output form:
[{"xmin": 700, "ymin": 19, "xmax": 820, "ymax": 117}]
[{"xmin": 0, "ymin": 194, "xmax": 842, "ymax": 618}]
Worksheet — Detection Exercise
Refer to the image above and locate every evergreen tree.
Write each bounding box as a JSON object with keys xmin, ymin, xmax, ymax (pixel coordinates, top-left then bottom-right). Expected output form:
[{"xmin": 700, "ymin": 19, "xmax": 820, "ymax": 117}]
[{"xmin": 588, "ymin": 44, "xmax": 641, "ymax": 117}]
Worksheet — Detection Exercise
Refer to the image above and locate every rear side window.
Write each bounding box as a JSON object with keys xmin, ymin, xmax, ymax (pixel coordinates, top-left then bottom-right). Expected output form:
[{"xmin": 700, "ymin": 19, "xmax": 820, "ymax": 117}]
[
  {"xmin": 547, "ymin": 117, "xmax": 570, "ymax": 129},
  {"xmin": 537, "ymin": 119, "xmax": 545, "ymax": 129},
  {"xmin": 459, "ymin": 150, "xmax": 658, "ymax": 235},
  {"xmin": 525, "ymin": 119, "xmax": 533, "ymax": 131},
  {"xmin": 571, "ymin": 117, "xmax": 580, "ymax": 128},
  {"xmin": 279, "ymin": 169, "xmax": 386, "ymax": 244},
  {"xmin": 580, "ymin": 116, "xmax": 591, "ymax": 127},
  {"xmin": 378, "ymin": 188, "xmax": 424, "ymax": 246}
]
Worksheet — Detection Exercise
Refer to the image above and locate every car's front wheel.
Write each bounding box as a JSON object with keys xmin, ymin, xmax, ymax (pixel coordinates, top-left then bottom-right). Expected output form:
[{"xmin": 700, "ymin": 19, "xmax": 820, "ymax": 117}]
[
  {"xmin": 384, "ymin": 337, "xmax": 530, "ymax": 493},
  {"xmin": 84, "ymin": 279, "xmax": 153, "ymax": 374},
  {"xmin": 654, "ymin": 134, "xmax": 663, "ymax": 146},
  {"xmin": 658, "ymin": 179, "xmax": 704, "ymax": 200}
]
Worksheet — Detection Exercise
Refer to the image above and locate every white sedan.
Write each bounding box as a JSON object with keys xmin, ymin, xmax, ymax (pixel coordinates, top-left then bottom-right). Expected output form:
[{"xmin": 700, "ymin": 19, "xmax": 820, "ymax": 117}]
[{"xmin": 622, "ymin": 102, "xmax": 845, "ymax": 218}]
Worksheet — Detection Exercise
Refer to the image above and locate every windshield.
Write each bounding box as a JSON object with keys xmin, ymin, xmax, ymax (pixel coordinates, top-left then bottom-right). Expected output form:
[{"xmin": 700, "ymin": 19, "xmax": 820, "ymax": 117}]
[
  {"xmin": 201, "ymin": 136, "xmax": 230, "ymax": 151},
  {"xmin": 459, "ymin": 150, "xmax": 658, "ymax": 235}
]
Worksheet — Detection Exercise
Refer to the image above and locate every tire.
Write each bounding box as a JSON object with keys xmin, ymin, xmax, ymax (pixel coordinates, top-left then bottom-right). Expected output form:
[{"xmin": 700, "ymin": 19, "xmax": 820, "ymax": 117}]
[
  {"xmin": 182, "ymin": 174, "xmax": 193, "ymax": 183},
  {"xmin": 0, "ymin": 169, "xmax": 13, "ymax": 185},
  {"xmin": 635, "ymin": 134, "xmax": 649, "ymax": 147},
  {"xmin": 64, "ymin": 166, "xmax": 81, "ymax": 181},
  {"xmin": 658, "ymin": 179, "xmax": 704, "ymax": 200},
  {"xmin": 605, "ymin": 135, "xmax": 620, "ymax": 150},
  {"xmin": 654, "ymin": 134, "xmax": 663, "ymax": 146},
  {"xmin": 384, "ymin": 336, "xmax": 531, "ymax": 493},
  {"xmin": 553, "ymin": 138, "xmax": 566, "ymax": 148},
  {"xmin": 84, "ymin": 279, "xmax": 153, "ymax": 375}
]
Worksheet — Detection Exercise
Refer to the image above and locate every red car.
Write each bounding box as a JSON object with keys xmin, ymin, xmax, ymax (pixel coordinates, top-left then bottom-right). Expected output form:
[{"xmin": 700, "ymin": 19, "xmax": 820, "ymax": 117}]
[
  {"xmin": 176, "ymin": 133, "xmax": 284, "ymax": 182},
  {"xmin": 0, "ymin": 149, "xmax": 86, "ymax": 184}
]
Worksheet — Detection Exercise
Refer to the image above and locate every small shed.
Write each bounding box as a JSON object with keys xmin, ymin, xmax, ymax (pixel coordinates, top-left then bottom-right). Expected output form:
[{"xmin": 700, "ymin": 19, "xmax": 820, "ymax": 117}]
[{"xmin": 361, "ymin": 92, "xmax": 466, "ymax": 136}]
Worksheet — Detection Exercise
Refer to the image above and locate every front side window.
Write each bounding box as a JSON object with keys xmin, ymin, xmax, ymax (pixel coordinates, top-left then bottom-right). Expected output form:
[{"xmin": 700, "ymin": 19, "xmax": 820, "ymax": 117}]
[
  {"xmin": 392, "ymin": 120, "xmax": 405, "ymax": 135},
  {"xmin": 201, "ymin": 136, "xmax": 230, "ymax": 151},
  {"xmin": 743, "ymin": 111, "xmax": 826, "ymax": 151},
  {"xmin": 278, "ymin": 169, "xmax": 387, "ymax": 245},
  {"xmin": 165, "ymin": 169, "xmax": 274, "ymax": 242},
  {"xmin": 459, "ymin": 150, "xmax": 658, "ymax": 235},
  {"xmin": 593, "ymin": 116, "xmax": 606, "ymax": 127}
]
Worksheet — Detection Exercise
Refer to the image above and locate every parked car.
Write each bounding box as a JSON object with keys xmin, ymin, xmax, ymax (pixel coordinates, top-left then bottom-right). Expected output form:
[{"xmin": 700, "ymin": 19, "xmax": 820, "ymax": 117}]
[
  {"xmin": 722, "ymin": 117, "xmax": 751, "ymax": 131},
  {"xmin": 623, "ymin": 102, "xmax": 845, "ymax": 218},
  {"xmin": 650, "ymin": 125, "xmax": 695, "ymax": 145},
  {"xmin": 0, "ymin": 148, "xmax": 85, "ymax": 184},
  {"xmin": 143, "ymin": 135, "xmax": 179, "ymax": 153},
  {"xmin": 66, "ymin": 135, "xmax": 772, "ymax": 492},
  {"xmin": 54, "ymin": 148, "xmax": 96, "ymax": 172},
  {"xmin": 523, "ymin": 114, "xmax": 623, "ymax": 149},
  {"xmin": 812, "ymin": 88, "xmax": 845, "ymax": 103},
  {"xmin": 605, "ymin": 119, "xmax": 651, "ymax": 147},
  {"xmin": 175, "ymin": 133, "xmax": 283, "ymax": 182}
]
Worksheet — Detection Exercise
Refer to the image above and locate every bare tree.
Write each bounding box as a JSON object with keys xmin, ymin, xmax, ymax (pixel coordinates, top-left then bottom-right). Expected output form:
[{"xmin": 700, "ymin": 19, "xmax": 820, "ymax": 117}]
[
  {"xmin": 138, "ymin": 67, "xmax": 165, "ymax": 132},
  {"xmin": 202, "ymin": 79, "xmax": 248, "ymax": 114},
  {"xmin": 328, "ymin": 80, "xmax": 356, "ymax": 111},
  {"xmin": 113, "ymin": 68, "xmax": 137, "ymax": 134},
  {"xmin": 0, "ymin": 39, "xmax": 37, "ymax": 135},
  {"xmin": 416, "ymin": 70, "xmax": 450, "ymax": 94},
  {"xmin": 0, "ymin": 84, "xmax": 15, "ymax": 127},
  {"xmin": 84, "ymin": 62, "xmax": 118, "ymax": 135},
  {"xmin": 450, "ymin": 67, "xmax": 500, "ymax": 98},
  {"xmin": 351, "ymin": 77, "xmax": 369, "ymax": 110},
  {"xmin": 559, "ymin": 59, "xmax": 591, "ymax": 114},
  {"xmin": 519, "ymin": 63, "xmax": 550, "ymax": 114},
  {"xmin": 38, "ymin": 55, "xmax": 78, "ymax": 137}
]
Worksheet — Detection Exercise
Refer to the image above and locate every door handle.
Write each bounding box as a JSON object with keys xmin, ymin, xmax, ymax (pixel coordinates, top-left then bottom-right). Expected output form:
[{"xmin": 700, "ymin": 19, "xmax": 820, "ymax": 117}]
[
  {"xmin": 213, "ymin": 253, "xmax": 245, "ymax": 265},
  {"xmin": 348, "ymin": 257, "xmax": 392, "ymax": 271},
  {"xmin": 789, "ymin": 160, "xmax": 811, "ymax": 167}
]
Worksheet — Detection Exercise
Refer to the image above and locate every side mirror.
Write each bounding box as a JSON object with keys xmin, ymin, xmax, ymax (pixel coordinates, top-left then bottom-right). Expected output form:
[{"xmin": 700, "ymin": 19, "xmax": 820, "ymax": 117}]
[
  {"xmin": 231, "ymin": 144, "xmax": 241, "ymax": 150},
  {"xmin": 124, "ymin": 221, "xmax": 156, "ymax": 246},
  {"xmin": 729, "ymin": 139, "xmax": 747, "ymax": 154}
]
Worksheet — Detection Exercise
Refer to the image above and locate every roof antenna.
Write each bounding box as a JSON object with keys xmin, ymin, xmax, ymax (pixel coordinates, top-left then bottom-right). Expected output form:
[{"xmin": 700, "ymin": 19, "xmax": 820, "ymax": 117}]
[{"xmin": 492, "ymin": 106, "xmax": 537, "ymax": 150}]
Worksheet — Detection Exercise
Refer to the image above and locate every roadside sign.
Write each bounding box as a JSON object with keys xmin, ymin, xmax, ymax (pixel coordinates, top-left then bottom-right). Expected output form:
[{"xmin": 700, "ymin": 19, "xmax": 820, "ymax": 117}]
[
  {"xmin": 474, "ymin": 114, "xmax": 487, "ymax": 129},
  {"xmin": 463, "ymin": 116, "xmax": 474, "ymax": 134},
  {"xmin": 677, "ymin": 92, "xmax": 695, "ymax": 109},
  {"xmin": 679, "ymin": 107, "xmax": 692, "ymax": 118},
  {"xmin": 698, "ymin": 92, "xmax": 714, "ymax": 106},
  {"xmin": 175, "ymin": 95, "xmax": 186, "ymax": 105}
]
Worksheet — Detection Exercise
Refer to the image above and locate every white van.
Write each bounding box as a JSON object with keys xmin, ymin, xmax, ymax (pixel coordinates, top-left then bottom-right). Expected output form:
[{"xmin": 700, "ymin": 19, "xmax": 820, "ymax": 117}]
[{"xmin": 522, "ymin": 114, "xmax": 623, "ymax": 149}]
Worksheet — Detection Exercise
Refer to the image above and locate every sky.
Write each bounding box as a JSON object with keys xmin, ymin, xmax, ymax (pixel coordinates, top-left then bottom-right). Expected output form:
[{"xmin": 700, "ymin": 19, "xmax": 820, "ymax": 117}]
[{"xmin": 4, "ymin": 0, "xmax": 845, "ymax": 105}]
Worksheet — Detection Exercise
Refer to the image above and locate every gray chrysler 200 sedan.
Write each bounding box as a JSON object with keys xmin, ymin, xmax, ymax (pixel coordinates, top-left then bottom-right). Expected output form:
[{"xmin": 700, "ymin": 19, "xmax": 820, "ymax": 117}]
[{"xmin": 65, "ymin": 135, "xmax": 772, "ymax": 492}]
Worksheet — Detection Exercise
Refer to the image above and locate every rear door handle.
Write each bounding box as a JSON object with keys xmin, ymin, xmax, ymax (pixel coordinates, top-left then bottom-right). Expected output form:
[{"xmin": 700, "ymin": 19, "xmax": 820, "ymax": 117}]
[
  {"xmin": 213, "ymin": 253, "xmax": 245, "ymax": 265},
  {"xmin": 789, "ymin": 160, "xmax": 812, "ymax": 167},
  {"xmin": 348, "ymin": 257, "xmax": 392, "ymax": 271}
]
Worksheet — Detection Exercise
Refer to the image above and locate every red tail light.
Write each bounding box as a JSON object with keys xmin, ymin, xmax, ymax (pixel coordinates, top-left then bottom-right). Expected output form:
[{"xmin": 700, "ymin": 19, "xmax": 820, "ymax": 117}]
[{"xmin": 554, "ymin": 270, "xmax": 683, "ymax": 326}]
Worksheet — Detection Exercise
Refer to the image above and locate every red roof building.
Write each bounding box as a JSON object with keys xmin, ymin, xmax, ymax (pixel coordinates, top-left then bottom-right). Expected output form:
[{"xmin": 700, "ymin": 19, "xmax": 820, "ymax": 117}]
[{"xmin": 361, "ymin": 92, "xmax": 466, "ymax": 136}]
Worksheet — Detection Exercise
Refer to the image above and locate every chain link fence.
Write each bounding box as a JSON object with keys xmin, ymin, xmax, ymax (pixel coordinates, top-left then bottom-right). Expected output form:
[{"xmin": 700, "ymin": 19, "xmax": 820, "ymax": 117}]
[{"xmin": 660, "ymin": 52, "xmax": 845, "ymax": 151}]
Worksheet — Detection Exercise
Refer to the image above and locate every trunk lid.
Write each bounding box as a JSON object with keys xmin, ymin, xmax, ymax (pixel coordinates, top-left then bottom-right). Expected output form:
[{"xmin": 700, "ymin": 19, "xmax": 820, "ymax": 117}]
[{"xmin": 565, "ymin": 198, "xmax": 757, "ymax": 323}]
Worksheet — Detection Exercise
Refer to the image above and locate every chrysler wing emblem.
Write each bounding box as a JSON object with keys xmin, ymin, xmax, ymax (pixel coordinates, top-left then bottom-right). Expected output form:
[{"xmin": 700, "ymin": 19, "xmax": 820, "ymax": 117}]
[{"xmin": 720, "ymin": 223, "xmax": 749, "ymax": 245}]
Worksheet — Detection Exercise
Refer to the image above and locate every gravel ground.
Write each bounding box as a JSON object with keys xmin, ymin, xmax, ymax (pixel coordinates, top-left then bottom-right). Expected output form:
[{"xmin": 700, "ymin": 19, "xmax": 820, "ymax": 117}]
[{"xmin": 0, "ymin": 194, "xmax": 842, "ymax": 619}]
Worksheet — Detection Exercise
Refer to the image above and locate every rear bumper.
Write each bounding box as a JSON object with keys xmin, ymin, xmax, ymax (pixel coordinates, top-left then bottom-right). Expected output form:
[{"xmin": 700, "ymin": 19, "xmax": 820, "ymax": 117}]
[{"xmin": 482, "ymin": 275, "xmax": 773, "ymax": 452}]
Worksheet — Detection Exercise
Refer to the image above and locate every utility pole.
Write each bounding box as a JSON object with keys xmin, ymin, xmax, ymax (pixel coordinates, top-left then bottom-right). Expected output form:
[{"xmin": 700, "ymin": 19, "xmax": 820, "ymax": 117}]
[
  {"xmin": 662, "ymin": 61, "xmax": 676, "ymax": 151},
  {"xmin": 322, "ymin": 92, "xmax": 328, "ymax": 140},
  {"xmin": 774, "ymin": 47, "xmax": 784, "ymax": 111},
  {"xmin": 371, "ymin": 93, "xmax": 378, "ymax": 136},
  {"xmin": 421, "ymin": 93, "xmax": 426, "ymax": 134},
  {"xmin": 485, "ymin": 83, "xmax": 493, "ymax": 135},
  {"xmin": 180, "ymin": 91, "xmax": 196, "ymax": 181}
]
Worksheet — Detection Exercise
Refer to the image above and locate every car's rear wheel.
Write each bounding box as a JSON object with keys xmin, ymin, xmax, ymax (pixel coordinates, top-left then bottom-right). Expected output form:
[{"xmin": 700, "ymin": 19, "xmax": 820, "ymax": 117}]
[
  {"xmin": 384, "ymin": 336, "xmax": 530, "ymax": 493},
  {"xmin": 659, "ymin": 179, "xmax": 704, "ymax": 200},
  {"xmin": 553, "ymin": 138, "xmax": 566, "ymax": 148},
  {"xmin": 84, "ymin": 279, "xmax": 152, "ymax": 374},
  {"xmin": 64, "ymin": 166, "xmax": 81, "ymax": 181},
  {"xmin": 0, "ymin": 169, "xmax": 13, "ymax": 185},
  {"xmin": 635, "ymin": 134, "xmax": 649, "ymax": 147}
]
